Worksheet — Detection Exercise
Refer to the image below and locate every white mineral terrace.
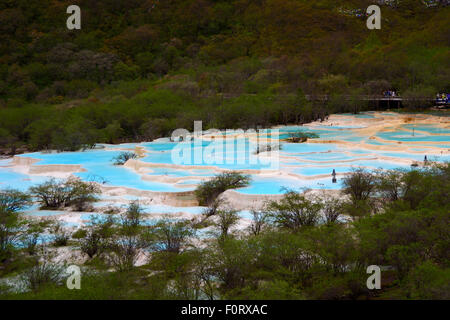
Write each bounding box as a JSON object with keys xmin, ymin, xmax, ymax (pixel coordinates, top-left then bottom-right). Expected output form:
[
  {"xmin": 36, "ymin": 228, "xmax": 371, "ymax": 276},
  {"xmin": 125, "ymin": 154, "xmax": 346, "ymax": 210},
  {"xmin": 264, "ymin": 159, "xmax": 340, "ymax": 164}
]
[{"xmin": 0, "ymin": 111, "xmax": 449, "ymax": 233}]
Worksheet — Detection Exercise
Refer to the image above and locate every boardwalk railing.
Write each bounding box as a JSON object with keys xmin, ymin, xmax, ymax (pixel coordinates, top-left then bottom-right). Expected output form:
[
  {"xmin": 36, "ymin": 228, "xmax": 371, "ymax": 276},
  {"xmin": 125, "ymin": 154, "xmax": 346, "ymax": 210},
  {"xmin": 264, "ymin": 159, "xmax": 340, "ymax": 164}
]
[
  {"xmin": 303, "ymin": 95, "xmax": 434, "ymax": 102},
  {"xmin": 215, "ymin": 93, "xmax": 435, "ymax": 102}
]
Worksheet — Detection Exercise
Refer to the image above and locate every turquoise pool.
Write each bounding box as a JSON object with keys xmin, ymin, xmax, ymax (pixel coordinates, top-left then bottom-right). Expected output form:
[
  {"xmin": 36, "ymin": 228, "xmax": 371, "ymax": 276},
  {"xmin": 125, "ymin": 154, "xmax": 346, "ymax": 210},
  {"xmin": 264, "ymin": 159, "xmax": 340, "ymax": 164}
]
[{"xmin": 1, "ymin": 112, "xmax": 448, "ymax": 196}]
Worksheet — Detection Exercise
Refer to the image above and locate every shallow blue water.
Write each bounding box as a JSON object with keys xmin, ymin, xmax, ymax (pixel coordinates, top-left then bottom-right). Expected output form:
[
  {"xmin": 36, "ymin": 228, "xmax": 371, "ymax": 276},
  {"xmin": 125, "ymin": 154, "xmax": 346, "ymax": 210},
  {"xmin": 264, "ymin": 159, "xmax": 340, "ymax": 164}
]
[
  {"xmin": 377, "ymin": 130, "xmax": 450, "ymax": 142},
  {"xmin": 402, "ymin": 124, "xmax": 450, "ymax": 135},
  {"xmin": 23, "ymin": 210, "xmax": 66, "ymax": 217},
  {"xmin": 366, "ymin": 140, "xmax": 390, "ymax": 146},
  {"xmin": 290, "ymin": 152, "xmax": 358, "ymax": 162},
  {"xmin": 141, "ymin": 139, "xmax": 275, "ymax": 170},
  {"xmin": 281, "ymin": 143, "xmax": 338, "ymax": 154},
  {"xmin": 374, "ymin": 151, "xmax": 450, "ymax": 162},
  {"xmin": 23, "ymin": 150, "xmax": 121, "ymax": 165},
  {"xmin": 16, "ymin": 150, "xmax": 193, "ymax": 192},
  {"xmin": 79, "ymin": 212, "xmax": 166, "ymax": 227},
  {"xmin": 14, "ymin": 234, "xmax": 54, "ymax": 247},
  {"xmin": 344, "ymin": 159, "xmax": 411, "ymax": 170},
  {"xmin": 63, "ymin": 221, "xmax": 80, "ymax": 228},
  {"xmin": 1, "ymin": 114, "xmax": 448, "ymax": 195},
  {"xmin": 81, "ymin": 213, "xmax": 108, "ymax": 222},
  {"xmin": 237, "ymin": 210, "xmax": 254, "ymax": 220},
  {"xmin": 147, "ymin": 167, "xmax": 214, "ymax": 177},
  {"xmin": 292, "ymin": 166, "xmax": 356, "ymax": 176},
  {"xmin": 176, "ymin": 179, "xmax": 202, "ymax": 185},
  {"xmin": 290, "ymin": 159, "xmax": 412, "ymax": 176},
  {"xmin": 138, "ymin": 204, "xmax": 206, "ymax": 215},
  {"xmin": 238, "ymin": 175, "xmax": 341, "ymax": 195},
  {"xmin": 0, "ymin": 167, "xmax": 48, "ymax": 191}
]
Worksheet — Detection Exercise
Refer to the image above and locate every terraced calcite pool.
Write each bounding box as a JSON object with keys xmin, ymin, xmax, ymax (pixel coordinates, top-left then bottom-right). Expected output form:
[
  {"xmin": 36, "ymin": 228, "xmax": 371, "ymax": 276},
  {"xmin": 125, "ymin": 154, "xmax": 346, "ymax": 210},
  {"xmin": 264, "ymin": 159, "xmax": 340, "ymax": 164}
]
[{"xmin": 1, "ymin": 111, "xmax": 449, "ymax": 228}]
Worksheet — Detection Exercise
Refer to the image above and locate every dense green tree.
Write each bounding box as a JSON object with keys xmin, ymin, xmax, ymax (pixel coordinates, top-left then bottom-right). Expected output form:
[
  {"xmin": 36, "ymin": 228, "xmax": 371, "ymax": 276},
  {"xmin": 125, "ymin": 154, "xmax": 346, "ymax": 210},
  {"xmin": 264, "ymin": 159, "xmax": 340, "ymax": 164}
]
[
  {"xmin": 29, "ymin": 178, "xmax": 100, "ymax": 210},
  {"xmin": 106, "ymin": 201, "xmax": 152, "ymax": 272},
  {"xmin": 153, "ymin": 219, "xmax": 196, "ymax": 254},
  {"xmin": 195, "ymin": 172, "xmax": 251, "ymax": 206},
  {"xmin": 266, "ymin": 190, "xmax": 323, "ymax": 231},
  {"xmin": 0, "ymin": 189, "xmax": 31, "ymax": 260}
]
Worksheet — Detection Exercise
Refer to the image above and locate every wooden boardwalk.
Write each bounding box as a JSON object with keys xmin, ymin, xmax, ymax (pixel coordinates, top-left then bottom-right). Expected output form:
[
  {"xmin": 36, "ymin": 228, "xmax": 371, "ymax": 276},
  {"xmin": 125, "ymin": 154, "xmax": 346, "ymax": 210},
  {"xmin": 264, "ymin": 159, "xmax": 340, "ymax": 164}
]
[
  {"xmin": 304, "ymin": 95, "xmax": 431, "ymax": 102},
  {"xmin": 215, "ymin": 93, "xmax": 448, "ymax": 108}
]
